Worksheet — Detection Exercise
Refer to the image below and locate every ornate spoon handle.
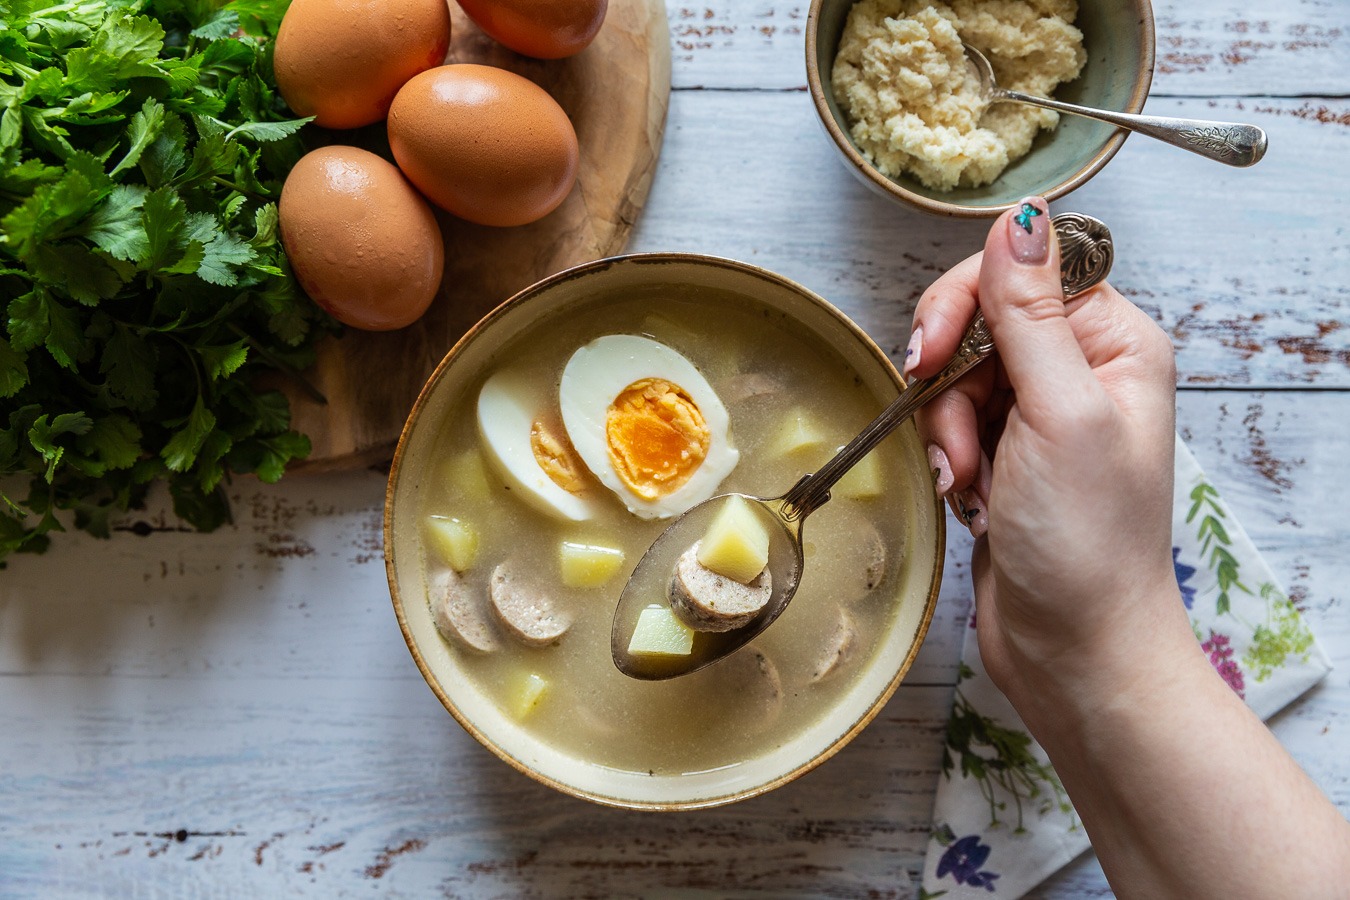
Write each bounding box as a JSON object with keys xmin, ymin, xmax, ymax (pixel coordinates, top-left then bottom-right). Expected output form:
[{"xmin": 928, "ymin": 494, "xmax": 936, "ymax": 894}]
[
  {"xmin": 781, "ymin": 213, "xmax": 1115, "ymax": 519},
  {"xmin": 998, "ymin": 89, "xmax": 1267, "ymax": 167}
]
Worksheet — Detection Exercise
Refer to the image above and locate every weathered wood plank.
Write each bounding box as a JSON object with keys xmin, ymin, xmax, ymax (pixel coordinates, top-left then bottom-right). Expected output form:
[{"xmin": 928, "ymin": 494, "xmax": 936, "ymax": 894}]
[
  {"xmin": 1, "ymin": 391, "xmax": 1345, "ymax": 897},
  {"xmin": 663, "ymin": 0, "xmax": 1350, "ymax": 96},
  {"xmin": 1, "ymin": 664, "xmax": 1341, "ymax": 898},
  {"xmin": 3, "ymin": 3, "xmax": 1348, "ymax": 891},
  {"xmin": 630, "ymin": 91, "xmax": 1350, "ymax": 388}
]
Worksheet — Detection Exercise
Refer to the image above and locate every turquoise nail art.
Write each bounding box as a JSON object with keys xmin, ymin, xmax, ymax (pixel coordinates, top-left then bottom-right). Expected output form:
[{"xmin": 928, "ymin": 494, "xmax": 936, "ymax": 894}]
[{"xmin": 1014, "ymin": 201, "xmax": 1042, "ymax": 234}]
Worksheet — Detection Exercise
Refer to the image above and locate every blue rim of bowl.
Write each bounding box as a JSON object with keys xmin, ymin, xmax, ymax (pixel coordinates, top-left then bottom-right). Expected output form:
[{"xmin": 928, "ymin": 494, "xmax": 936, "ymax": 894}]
[{"xmin": 804, "ymin": 0, "xmax": 1158, "ymax": 218}]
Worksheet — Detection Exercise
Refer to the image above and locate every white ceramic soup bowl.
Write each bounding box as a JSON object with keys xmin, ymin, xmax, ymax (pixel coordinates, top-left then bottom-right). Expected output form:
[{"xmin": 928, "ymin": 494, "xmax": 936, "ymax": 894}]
[{"xmin": 384, "ymin": 253, "xmax": 944, "ymax": 810}]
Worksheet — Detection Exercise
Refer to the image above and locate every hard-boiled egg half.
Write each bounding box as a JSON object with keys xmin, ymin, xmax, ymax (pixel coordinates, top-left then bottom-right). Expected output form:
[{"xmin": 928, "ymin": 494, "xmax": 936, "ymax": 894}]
[
  {"xmin": 560, "ymin": 335, "xmax": 738, "ymax": 519},
  {"xmin": 477, "ymin": 368, "xmax": 602, "ymax": 521}
]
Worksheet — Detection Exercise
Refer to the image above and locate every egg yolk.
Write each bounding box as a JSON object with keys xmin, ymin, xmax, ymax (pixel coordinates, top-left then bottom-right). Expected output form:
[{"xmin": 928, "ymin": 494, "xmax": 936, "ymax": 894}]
[
  {"xmin": 606, "ymin": 379, "xmax": 711, "ymax": 500},
  {"xmin": 531, "ymin": 419, "xmax": 589, "ymax": 494}
]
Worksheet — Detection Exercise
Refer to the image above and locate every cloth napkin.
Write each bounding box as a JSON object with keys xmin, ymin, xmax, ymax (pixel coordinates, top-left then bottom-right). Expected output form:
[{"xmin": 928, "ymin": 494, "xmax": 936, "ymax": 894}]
[{"xmin": 920, "ymin": 434, "xmax": 1334, "ymax": 898}]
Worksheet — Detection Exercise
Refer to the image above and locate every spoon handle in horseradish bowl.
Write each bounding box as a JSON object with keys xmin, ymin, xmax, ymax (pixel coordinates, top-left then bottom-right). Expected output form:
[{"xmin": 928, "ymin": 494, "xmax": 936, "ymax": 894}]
[
  {"xmin": 998, "ymin": 89, "xmax": 1268, "ymax": 167},
  {"xmin": 780, "ymin": 213, "xmax": 1115, "ymax": 520}
]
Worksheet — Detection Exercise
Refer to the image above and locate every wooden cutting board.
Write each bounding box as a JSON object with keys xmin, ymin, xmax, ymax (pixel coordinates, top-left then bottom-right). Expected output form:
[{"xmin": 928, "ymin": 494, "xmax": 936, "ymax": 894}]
[{"xmin": 284, "ymin": 0, "xmax": 671, "ymax": 472}]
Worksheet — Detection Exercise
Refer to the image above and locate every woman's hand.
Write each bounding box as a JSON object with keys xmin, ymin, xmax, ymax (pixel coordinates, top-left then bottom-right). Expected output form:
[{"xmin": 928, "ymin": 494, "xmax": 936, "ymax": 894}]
[
  {"xmin": 907, "ymin": 198, "xmax": 1350, "ymax": 900},
  {"xmin": 906, "ymin": 197, "xmax": 1188, "ymax": 708}
]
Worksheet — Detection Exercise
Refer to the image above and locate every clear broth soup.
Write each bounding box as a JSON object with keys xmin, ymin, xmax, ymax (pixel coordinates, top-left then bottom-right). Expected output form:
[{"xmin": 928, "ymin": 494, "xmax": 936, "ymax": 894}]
[{"xmin": 416, "ymin": 285, "xmax": 921, "ymax": 776}]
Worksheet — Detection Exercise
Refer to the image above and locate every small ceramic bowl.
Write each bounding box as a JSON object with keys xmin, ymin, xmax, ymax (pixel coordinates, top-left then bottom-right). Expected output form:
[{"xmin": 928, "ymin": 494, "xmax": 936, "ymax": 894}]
[
  {"xmin": 385, "ymin": 253, "xmax": 944, "ymax": 810},
  {"xmin": 806, "ymin": 0, "xmax": 1156, "ymax": 217}
]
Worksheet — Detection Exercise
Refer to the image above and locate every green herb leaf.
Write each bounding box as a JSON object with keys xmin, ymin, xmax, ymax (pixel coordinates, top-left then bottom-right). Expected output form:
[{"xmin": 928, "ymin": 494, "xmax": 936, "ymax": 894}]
[
  {"xmin": 78, "ymin": 413, "xmax": 143, "ymax": 471},
  {"xmin": 0, "ymin": 338, "xmax": 29, "ymax": 398},
  {"xmin": 198, "ymin": 230, "xmax": 255, "ymax": 285},
  {"xmin": 7, "ymin": 290, "xmax": 50, "ymax": 353},
  {"xmin": 137, "ymin": 186, "xmax": 187, "ymax": 271},
  {"xmin": 63, "ymin": 15, "xmax": 167, "ymax": 93},
  {"xmin": 226, "ymin": 0, "xmax": 290, "ymax": 37},
  {"xmin": 250, "ymin": 202, "xmax": 279, "ymax": 247},
  {"xmin": 79, "ymin": 183, "xmax": 150, "ymax": 260},
  {"xmin": 250, "ymin": 388, "xmax": 292, "ymax": 434},
  {"xmin": 0, "ymin": 158, "xmax": 64, "ymax": 194},
  {"xmin": 43, "ymin": 292, "xmax": 86, "ymax": 369},
  {"xmin": 1, "ymin": 151, "xmax": 111, "ymax": 259},
  {"xmin": 0, "ymin": 0, "xmax": 338, "ymax": 562},
  {"xmin": 31, "ymin": 242, "xmax": 123, "ymax": 304},
  {"xmin": 198, "ymin": 341, "xmax": 249, "ymax": 380},
  {"xmin": 224, "ymin": 115, "xmax": 313, "ymax": 143},
  {"xmin": 170, "ymin": 478, "xmax": 231, "ymax": 531},
  {"xmin": 100, "ymin": 324, "xmax": 159, "ymax": 409},
  {"xmin": 138, "ymin": 110, "xmax": 188, "ymax": 187},
  {"xmin": 161, "ymin": 394, "xmax": 217, "ymax": 472},
  {"xmin": 110, "ymin": 97, "xmax": 165, "ymax": 176},
  {"xmin": 28, "ymin": 411, "xmax": 95, "ymax": 481},
  {"xmin": 190, "ymin": 8, "xmax": 242, "ymax": 40},
  {"xmin": 1, "ymin": 105, "xmax": 22, "ymax": 152},
  {"xmin": 257, "ymin": 435, "xmax": 309, "ymax": 482}
]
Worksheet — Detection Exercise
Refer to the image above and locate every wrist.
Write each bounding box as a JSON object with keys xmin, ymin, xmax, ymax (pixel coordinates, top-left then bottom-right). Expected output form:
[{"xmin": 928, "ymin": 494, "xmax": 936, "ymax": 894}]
[{"xmin": 990, "ymin": 583, "xmax": 1203, "ymax": 742}]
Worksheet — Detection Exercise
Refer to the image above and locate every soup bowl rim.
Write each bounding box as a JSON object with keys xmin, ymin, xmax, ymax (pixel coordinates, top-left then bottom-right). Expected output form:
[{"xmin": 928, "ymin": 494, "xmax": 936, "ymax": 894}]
[{"xmin": 383, "ymin": 250, "xmax": 946, "ymax": 810}]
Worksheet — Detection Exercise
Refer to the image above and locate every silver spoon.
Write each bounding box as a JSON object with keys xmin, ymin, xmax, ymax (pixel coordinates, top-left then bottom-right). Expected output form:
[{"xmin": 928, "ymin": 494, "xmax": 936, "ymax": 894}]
[
  {"xmin": 611, "ymin": 213, "xmax": 1116, "ymax": 680},
  {"xmin": 963, "ymin": 43, "xmax": 1267, "ymax": 168}
]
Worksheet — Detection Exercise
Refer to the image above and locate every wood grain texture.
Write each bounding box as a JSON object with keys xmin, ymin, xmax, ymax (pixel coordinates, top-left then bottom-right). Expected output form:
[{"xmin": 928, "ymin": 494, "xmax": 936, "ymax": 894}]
[
  {"xmin": 1, "ymin": 394, "xmax": 1346, "ymax": 898},
  {"xmin": 662, "ymin": 0, "xmax": 1350, "ymax": 94},
  {"xmin": 286, "ymin": 0, "xmax": 672, "ymax": 471},
  {"xmin": 630, "ymin": 92, "xmax": 1350, "ymax": 389},
  {"xmin": 2, "ymin": 0, "xmax": 1348, "ymax": 896}
]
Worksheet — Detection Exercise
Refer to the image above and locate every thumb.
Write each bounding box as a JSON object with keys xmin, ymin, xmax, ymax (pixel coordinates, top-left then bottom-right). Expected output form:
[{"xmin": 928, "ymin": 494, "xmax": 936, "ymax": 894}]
[{"xmin": 977, "ymin": 197, "xmax": 1098, "ymax": 429}]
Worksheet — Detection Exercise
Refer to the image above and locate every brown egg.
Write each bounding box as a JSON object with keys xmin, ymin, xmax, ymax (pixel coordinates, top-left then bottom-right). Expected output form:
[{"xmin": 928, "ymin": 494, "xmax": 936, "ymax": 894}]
[
  {"xmin": 455, "ymin": 0, "xmax": 607, "ymax": 59},
  {"xmin": 387, "ymin": 64, "xmax": 579, "ymax": 227},
  {"xmin": 273, "ymin": 0, "xmax": 452, "ymax": 129},
  {"xmin": 279, "ymin": 146, "xmax": 445, "ymax": 331}
]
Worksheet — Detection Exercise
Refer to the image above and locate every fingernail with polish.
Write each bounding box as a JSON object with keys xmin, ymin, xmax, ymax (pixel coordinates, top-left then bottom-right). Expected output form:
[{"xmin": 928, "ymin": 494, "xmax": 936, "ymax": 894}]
[
  {"xmin": 903, "ymin": 325, "xmax": 923, "ymax": 376},
  {"xmin": 1008, "ymin": 196, "xmax": 1050, "ymax": 265},
  {"xmin": 955, "ymin": 487, "xmax": 988, "ymax": 539},
  {"xmin": 928, "ymin": 443, "xmax": 954, "ymax": 496}
]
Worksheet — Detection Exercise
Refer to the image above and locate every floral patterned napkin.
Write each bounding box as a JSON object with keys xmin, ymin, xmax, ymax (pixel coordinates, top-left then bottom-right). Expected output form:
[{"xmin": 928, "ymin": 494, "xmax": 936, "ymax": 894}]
[{"xmin": 920, "ymin": 435, "xmax": 1333, "ymax": 898}]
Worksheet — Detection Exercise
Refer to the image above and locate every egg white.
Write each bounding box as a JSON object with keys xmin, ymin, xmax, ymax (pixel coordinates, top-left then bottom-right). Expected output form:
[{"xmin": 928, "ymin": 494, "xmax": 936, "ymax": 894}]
[
  {"xmin": 559, "ymin": 335, "xmax": 739, "ymax": 519},
  {"xmin": 477, "ymin": 368, "xmax": 599, "ymax": 522}
]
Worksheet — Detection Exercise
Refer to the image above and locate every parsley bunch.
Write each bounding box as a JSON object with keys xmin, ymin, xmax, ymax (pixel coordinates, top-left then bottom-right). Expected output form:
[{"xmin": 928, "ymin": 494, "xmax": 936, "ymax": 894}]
[{"xmin": 0, "ymin": 0, "xmax": 333, "ymax": 563}]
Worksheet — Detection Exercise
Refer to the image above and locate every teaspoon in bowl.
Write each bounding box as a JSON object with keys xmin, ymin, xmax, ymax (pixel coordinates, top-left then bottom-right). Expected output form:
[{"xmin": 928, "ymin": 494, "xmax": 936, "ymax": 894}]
[
  {"xmin": 611, "ymin": 212, "xmax": 1116, "ymax": 680},
  {"xmin": 963, "ymin": 44, "xmax": 1267, "ymax": 168}
]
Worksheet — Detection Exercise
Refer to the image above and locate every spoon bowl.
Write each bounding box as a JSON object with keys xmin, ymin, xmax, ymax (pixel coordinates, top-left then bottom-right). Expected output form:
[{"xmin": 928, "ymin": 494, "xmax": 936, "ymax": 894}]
[
  {"xmin": 611, "ymin": 492, "xmax": 803, "ymax": 679},
  {"xmin": 962, "ymin": 43, "xmax": 1267, "ymax": 167},
  {"xmin": 612, "ymin": 212, "xmax": 1116, "ymax": 680}
]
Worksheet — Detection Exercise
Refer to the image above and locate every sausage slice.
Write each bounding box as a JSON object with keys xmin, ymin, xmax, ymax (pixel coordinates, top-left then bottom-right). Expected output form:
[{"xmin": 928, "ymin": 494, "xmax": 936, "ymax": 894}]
[
  {"xmin": 429, "ymin": 568, "xmax": 499, "ymax": 653},
  {"xmin": 489, "ymin": 563, "xmax": 571, "ymax": 646},
  {"xmin": 832, "ymin": 510, "xmax": 889, "ymax": 601},
  {"xmin": 810, "ymin": 608, "xmax": 857, "ymax": 683},
  {"xmin": 723, "ymin": 371, "xmax": 781, "ymax": 404},
  {"xmin": 720, "ymin": 647, "xmax": 784, "ymax": 730},
  {"xmin": 668, "ymin": 542, "xmax": 772, "ymax": 633},
  {"xmin": 862, "ymin": 521, "xmax": 887, "ymax": 592}
]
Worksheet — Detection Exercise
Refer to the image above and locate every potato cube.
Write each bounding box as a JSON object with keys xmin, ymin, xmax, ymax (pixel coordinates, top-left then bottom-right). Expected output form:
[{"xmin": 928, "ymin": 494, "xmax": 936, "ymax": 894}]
[
  {"xmin": 559, "ymin": 541, "xmax": 625, "ymax": 588},
  {"xmin": 443, "ymin": 451, "xmax": 492, "ymax": 505},
  {"xmin": 627, "ymin": 605, "xmax": 695, "ymax": 657},
  {"xmin": 509, "ymin": 672, "xmax": 549, "ymax": 718},
  {"xmin": 426, "ymin": 516, "xmax": 479, "ymax": 572},
  {"xmin": 833, "ymin": 447, "xmax": 883, "ymax": 499},
  {"xmin": 768, "ymin": 407, "xmax": 828, "ymax": 459},
  {"xmin": 697, "ymin": 495, "xmax": 770, "ymax": 584}
]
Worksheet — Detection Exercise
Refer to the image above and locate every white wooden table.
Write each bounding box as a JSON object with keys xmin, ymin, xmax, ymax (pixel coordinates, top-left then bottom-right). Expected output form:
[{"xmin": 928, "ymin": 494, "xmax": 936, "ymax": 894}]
[{"xmin": 3, "ymin": 2, "xmax": 1347, "ymax": 896}]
